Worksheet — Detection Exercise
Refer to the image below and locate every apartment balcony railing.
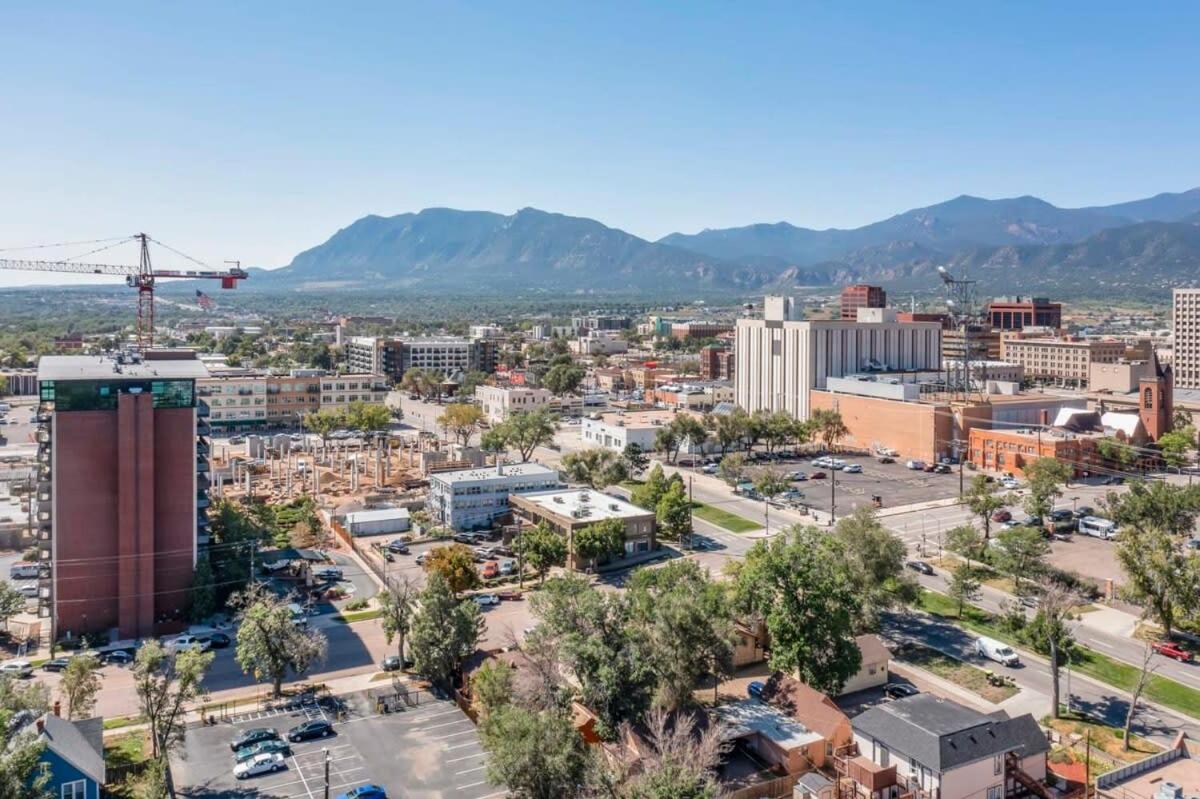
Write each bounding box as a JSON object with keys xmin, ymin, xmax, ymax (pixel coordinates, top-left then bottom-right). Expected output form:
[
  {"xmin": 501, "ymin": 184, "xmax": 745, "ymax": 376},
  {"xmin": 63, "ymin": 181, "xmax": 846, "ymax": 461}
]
[{"xmin": 197, "ymin": 401, "xmax": 210, "ymax": 418}]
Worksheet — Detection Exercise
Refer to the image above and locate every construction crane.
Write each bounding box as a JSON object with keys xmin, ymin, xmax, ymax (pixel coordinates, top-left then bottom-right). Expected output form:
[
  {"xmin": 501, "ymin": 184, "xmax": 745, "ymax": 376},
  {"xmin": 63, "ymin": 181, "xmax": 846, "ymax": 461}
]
[{"xmin": 0, "ymin": 233, "xmax": 247, "ymax": 350}]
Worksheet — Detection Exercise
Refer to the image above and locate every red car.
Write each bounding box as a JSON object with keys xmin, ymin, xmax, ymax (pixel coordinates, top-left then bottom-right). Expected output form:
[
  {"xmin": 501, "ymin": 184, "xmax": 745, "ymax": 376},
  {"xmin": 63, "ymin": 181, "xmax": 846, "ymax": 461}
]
[
  {"xmin": 1152, "ymin": 641, "xmax": 1194, "ymax": 662},
  {"xmin": 809, "ymin": 471, "xmax": 827, "ymax": 479},
  {"xmin": 991, "ymin": 509, "xmax": 1012, "ymax": 523}
]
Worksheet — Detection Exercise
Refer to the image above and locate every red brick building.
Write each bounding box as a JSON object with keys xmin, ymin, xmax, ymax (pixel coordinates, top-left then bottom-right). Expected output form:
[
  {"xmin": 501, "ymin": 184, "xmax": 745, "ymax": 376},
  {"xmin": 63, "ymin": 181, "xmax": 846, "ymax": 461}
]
[
  {"xmin": 986, "ymin": 297, "xmax": 1062, "ymax": 330},
  {"xmin": 840, "ymin": 285, "xmax": 887, "ymax": 320},
  {"xmin": 699, "ymin": 345, "xmax": 734, "ymax": 380},
  {"xmin": 37, "ymin": 352, "xmax": 209, "ymax": 639}
]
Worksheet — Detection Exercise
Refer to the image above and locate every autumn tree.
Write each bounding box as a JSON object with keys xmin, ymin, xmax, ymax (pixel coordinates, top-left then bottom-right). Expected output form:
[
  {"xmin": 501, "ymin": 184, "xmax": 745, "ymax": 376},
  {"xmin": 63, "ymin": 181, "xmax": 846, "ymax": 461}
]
[
  {"xmin": 423, "ymin": 543, "xmax": 482, "ymax": 595},
  {"xmin": 437, "ymin": 402, "xmax": 485, "ymax": 446}
]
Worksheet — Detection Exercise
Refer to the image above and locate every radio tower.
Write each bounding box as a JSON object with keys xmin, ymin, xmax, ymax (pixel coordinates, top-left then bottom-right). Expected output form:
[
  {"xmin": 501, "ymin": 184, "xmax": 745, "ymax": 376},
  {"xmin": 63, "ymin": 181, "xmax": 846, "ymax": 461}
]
[{"xmin": 937, "ymin": 265, "xmax": 981, "ymax": 400}]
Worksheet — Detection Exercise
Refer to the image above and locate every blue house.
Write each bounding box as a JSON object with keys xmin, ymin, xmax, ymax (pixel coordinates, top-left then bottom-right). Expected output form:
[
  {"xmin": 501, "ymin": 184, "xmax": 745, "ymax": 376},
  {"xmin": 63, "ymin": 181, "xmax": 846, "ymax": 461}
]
[{"xmin": 32, "ymin": 713, "xmax": 106, "ymax": 799}]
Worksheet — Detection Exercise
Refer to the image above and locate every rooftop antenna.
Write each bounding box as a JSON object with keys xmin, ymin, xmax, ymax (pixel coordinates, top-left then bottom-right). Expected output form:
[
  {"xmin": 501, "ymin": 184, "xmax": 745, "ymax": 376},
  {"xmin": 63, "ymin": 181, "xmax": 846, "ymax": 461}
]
[{"xmin": 937, "ymin": 265, "xmax": 981, "ymax": 401}]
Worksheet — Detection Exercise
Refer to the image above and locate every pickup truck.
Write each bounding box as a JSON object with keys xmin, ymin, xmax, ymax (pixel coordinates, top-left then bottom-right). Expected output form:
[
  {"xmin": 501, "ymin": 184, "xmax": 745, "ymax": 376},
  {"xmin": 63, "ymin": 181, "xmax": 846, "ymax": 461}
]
[{"xmin": 1151, "ymin": 641, "xmax": 1194, "ymax": 662}]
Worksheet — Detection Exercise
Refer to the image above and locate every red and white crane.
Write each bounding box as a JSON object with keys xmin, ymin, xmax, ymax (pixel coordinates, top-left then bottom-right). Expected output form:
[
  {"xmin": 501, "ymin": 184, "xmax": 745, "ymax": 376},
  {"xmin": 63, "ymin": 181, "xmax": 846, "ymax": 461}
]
[{"xmin": 0, "ymin": 233, "xmax": 247, "ymax": 350}]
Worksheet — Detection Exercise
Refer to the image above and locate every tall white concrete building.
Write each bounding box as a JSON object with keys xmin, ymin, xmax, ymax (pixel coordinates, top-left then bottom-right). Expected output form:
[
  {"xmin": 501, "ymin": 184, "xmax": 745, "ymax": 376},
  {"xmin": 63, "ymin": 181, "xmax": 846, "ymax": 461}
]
[
  {"xmin": 1173, "ymin": 288, "xmax": 1200, "ymax": 389},
  {"xmin": 735, "ymin": 297, "xmax": 943, "ymax": 420}
]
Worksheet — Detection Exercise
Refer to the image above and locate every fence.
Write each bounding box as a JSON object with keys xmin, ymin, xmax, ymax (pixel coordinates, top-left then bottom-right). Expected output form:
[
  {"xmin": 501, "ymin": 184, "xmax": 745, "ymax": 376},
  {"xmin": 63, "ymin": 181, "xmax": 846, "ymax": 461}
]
[
  {"xmin": 720, "ymin": 772, "xmax": 798, "ymax": 799},
  {"xmin": 1095, "ymin": 746, "xmax": 1183, "ymax": 790}
]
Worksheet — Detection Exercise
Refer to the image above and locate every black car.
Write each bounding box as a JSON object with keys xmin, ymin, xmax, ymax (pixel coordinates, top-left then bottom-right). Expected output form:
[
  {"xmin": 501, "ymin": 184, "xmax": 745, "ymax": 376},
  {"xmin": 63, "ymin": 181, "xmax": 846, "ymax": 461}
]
[
  {"xmin": 905, "ymin": 560, "xmax": 934, "ymax": 576},
  {"xmin": 1102, "ymin": 476, "xmax": 1125, "ymax": 485},
  {"xmin": 288, "ymin": 719, "xmax": 334, "ymax": 742},
  {"xmin": 203, "ymin": 632, "xmax": 232, "ymax": 649},
  {"xmin": 101, "ymin": 650, "xmax": 133, "ymax": 665},
  {"xmin": 1049, "ymin": 509, "xmax": 1074, "ymax": 522},
  {"xmin": 314, "ymin": 567, "xmax": 343, "ymax": 582},
  {"xmin": 42, "ymin": 657, "xmax": 72, "ymax": 672},
  {"xmin": 231, "ymin": 727, "xmax": 280, "ymax": 752},
  {"xmin": 387, "ymin": 540, "xmax": 409, "ymax": 554},
  {"xmin": 884, "ymin": 683, "xmax": 920, "ymax": 699},
  {"xmin": 1073, "ymin": 506, "xmax": 1095, "ymax": 519},
  {"xmin": 380, "ymin": 655, "xmax": 402, "ymax": 672}
]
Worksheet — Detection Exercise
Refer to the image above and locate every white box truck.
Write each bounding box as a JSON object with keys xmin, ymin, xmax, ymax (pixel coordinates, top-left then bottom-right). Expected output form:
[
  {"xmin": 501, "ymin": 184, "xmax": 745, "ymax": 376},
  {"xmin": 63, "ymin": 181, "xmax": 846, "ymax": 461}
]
[
  {"xmin": 976, "ymin": 636, "xmax": 1020, "ymax": 667},
  {"xmin": 1077, "ymin": 516, "xmax": 1117, "ymax": 540}
]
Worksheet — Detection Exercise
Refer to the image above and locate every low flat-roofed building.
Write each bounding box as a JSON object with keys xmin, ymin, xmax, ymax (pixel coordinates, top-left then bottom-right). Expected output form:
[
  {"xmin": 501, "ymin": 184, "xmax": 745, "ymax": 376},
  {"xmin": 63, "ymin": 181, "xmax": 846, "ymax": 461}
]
[
  {"xmin": 580, "ymin": 408, "xmax": 712, "ymax": 455},
  {"xmin": 509, "ymin": 488, "xmax": 656, "ymax": 568},
  {"xmin": 712, "ymin": 698, "xmax": 826, "ymax": 777},
  {"xmin": 1096, "ymin": 733, "xmax": 1200, "ymax": 799},
  {"xmin": 475, "ymin": 385, "xmax": 554, "ymax": 424},
  {"xmin": 427, "ymin": 462, "xmax": 561, "ymax": 531},
  {"xmin": 343, "ymin": 507, "xmax": 411, "ymax": 536}
]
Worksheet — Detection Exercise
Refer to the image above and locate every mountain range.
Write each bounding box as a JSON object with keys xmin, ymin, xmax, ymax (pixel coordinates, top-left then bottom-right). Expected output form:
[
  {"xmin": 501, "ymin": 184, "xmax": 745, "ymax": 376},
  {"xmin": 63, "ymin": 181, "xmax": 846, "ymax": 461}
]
[{"xmin": 253, "ymin": 187, "xmax": 1200, "ymax": 295}]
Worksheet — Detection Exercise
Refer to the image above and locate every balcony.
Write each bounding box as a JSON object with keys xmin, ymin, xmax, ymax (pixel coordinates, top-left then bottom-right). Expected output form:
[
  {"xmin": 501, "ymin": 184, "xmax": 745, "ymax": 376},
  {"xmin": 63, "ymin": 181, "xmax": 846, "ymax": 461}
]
[
  {"xmin": 196, "ymin": 496, "xmax": 210, "ymax": 510},
  {"xmin": 36, "ymin": 509, "xmax": 50, "ymax": 523},
  {"xmin": 196, "ymin": 459, "xmax": 210, "ymax": 474},
  {"xmin": 197, "ymin": 401, "xmax": 210, "ymax": 418},
  {"xmin": 196, "ymin": 440, "xmax": 210, "ymax": 457}
]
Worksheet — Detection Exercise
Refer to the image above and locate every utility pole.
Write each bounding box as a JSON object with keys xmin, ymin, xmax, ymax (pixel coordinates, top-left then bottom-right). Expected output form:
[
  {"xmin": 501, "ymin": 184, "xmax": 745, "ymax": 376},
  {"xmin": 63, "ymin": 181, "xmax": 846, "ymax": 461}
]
[
  {"xmin": 829, "ymin": 471, "xmax": 836, "ymax": 526},
  {"xmin": 687, "ymin": 475, "xmax": 694, "ymax": 550},
  {"xmin": 323, "ymin": 748, "xmax": 331, "ymax": 799}
]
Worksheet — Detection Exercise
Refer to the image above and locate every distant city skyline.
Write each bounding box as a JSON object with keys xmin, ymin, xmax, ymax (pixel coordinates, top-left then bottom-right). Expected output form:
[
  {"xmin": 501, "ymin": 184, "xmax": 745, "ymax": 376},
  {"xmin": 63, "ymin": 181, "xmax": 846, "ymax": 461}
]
[{"xmin": 1, "ymin": 2, "xmax": 1198, "ymax": 286}]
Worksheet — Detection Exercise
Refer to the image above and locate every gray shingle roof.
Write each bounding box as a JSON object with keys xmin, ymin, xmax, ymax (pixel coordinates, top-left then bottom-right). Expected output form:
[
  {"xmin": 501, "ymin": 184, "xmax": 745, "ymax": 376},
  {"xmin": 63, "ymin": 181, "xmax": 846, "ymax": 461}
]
[
  {"xmin": 851, "ymin": 695, "xmax": 1048, "ymax": 772},
  {"xmin": 39, "ymin": 714, "xmax": 106, "ymax": 784}
]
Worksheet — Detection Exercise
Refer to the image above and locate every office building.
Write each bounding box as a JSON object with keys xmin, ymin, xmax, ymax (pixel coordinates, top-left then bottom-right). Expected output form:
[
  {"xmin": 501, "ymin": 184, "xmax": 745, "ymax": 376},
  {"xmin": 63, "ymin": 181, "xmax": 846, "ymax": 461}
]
[
  {"xmin": 509, "ymin": 488, "xmax": 657, "ymax": 568},
  {"xmin": 840, "ymin": 284, "xmax": 887, "ymax": 320},
  {"xmin": 570, "ymin": 331, "xmax": 628, "ymax": 356},
  {"xmin": 1000, "ymin": 334, "xmax": 1125, "ymax": 388},
  {"xmin": 1173, "ymin": 288, "xmax": 1200, "ymax": 389},
  {"xmin": 345, "ymin": 336, "xmax": 496, "ymax": 381},
  {"xmin": 670, "ymin": 321, "xmax": 735, "ymax": 341},
  {"xmin": 580, "ymin": 409, "xmax": 712, "ymax": 454},
  {"xmin": 199, "ymin": 370, "xmax": 383, "ymax": 430},
  {"xmin": 36, "ymin": 351, "xmax": 210, "ymax": 639},
  {"xmin": 942, "ymin": 325, "xmax": 1002, "ymax": 363},
  {"xmin": 699, "ymin": 344, "xmax": 734, "ymax": 380},
  {"xmin": 986, "ymin": 297, "xmax": 1062, "ymax": 331},
  {"xmin": 319, "ymin": 373, "xmax": 389, "ymax": 410},
  {"xmin": 475, "ymin": 385, "xmax": 555, "ymax": 424},
  {"xmin": 426, "ymin": 463, "xmax": 561, "ymax": 531},
  {"xmin": 735, "ymin": 298, "xmax": 942, "ymax": 420}
]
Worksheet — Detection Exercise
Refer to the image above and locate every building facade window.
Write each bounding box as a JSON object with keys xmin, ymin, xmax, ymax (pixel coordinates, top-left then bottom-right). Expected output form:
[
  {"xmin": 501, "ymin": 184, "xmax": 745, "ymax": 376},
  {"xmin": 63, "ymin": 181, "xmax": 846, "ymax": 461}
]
[{"xmin": 62, "ymin": 781, "xmax": 87, "ymax": 799}]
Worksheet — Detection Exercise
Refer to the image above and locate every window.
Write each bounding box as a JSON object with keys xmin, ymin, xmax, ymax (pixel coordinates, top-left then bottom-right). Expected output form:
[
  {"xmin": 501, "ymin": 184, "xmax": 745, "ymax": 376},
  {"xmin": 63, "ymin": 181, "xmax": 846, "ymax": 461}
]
[
  {"xmin": 987, "ymin": 785, "xmax": 1003, "ymax": 799},
  {"xmin": 62, "ymin": 781, "xmax": 87, "ymax": 799},
  {"xmin": 994, "ymin": 754, "xmax": 1003, "ymax": 775}
]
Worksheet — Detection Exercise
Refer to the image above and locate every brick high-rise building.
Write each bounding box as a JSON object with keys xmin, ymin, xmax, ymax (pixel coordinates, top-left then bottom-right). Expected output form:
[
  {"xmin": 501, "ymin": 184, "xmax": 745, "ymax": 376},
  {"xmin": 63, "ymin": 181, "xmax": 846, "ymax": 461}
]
[
  {"xmin": 840, "ymin": 285, "xmax": 887, "ymax": 320},
  {"xmin": 1173, "ymin": 289, "xmax": 1200, "ymax": 389},
  {"xmin": 986, "ymin": 297, "xmax": 1062, "ymax": 330},
  {"xmin": 36, "ymin": 351, "xmax": 210, "ymax": 639},
  {"xmin": 699, "ymin": 344, "xmax": 734, "ymax": 380}
]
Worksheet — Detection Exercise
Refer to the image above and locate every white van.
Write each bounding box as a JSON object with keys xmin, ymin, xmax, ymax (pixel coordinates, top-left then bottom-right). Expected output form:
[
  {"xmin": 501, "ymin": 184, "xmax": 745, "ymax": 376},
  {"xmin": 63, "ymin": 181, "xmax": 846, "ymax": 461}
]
[
  {"xmin": 905, "ymin": 460, "xmax": 927, "ymax": 471},
  {"xmin": 975, "ymin": 636, "xmax": 1020, "ymax": 667},
  {"xmin": 9, "ymin": 563, "xmax": 39, "ymax": 580},
  {"xmin": 1077, "ymin": 516, "xmax": 1117, "ymax": 540},
  {"xmin": 287, "ymin": 603, "xmax": 309, "ymax": 627}
]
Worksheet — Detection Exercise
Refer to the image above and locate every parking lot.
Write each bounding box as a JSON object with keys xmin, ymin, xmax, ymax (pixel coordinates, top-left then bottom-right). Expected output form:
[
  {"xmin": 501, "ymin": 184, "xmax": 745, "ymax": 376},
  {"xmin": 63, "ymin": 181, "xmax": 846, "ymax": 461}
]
[{"xmin": 176, "ymin": 688, "xmax": 505, "ymax": 798}]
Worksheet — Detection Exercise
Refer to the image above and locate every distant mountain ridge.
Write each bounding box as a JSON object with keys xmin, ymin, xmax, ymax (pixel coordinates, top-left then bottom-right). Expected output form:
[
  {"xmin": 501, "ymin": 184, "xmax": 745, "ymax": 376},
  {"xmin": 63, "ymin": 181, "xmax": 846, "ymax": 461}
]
[{"xmin": 252, "ymin": 187, "xmax": 1200, "ymax": 295}]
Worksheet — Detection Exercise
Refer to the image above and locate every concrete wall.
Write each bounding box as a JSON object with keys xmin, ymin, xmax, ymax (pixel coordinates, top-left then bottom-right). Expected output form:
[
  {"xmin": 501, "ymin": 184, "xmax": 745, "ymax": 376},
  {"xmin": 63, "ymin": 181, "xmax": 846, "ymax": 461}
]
[{"xmin": 810, "ymin": 392, "xmax": 950, "ymax": 463}]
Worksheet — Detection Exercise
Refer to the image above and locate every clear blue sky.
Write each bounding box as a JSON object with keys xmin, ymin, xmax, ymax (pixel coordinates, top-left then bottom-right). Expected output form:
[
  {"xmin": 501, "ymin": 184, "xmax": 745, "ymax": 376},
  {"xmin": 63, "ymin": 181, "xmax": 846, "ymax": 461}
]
[{"xmin": 1, "ymin": 1, "xmax": 1197, "ymax": 286}]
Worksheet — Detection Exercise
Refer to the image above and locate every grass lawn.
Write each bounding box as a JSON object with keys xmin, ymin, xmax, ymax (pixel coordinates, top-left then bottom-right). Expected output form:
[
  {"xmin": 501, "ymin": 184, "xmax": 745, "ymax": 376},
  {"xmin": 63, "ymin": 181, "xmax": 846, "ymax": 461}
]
[
  {"xmin": 691, "ymin": 502, "xmax": 761, "ymax": 533},
  {"xmin": 335, "ymin": 608, "xmax": 383, "ymax": 624},
  {"xmin": 1044, "ymin": 711, "xmax": 1160, "ymax": 763},
  {"xmin": 917, "ymin": 590, "xmax": 1200, "ymax": 722},
  {"xmin": 104, "ymin": 731, "xmax": 147, "ymax": 767},
  {"xmin": 896, "ymin": 642, "xmax": 1018, "ymax": 703},
  {"xmin": 103, "ymin": 715, "xmax": 146, "ymax": 731}
]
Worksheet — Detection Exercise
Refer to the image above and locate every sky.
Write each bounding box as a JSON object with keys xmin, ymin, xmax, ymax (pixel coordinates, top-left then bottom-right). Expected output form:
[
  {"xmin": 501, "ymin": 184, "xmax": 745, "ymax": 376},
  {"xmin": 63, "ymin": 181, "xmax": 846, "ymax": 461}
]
[{"xmin": 0, "ymin": 1, "xmax": 1198, "ymax": 286}]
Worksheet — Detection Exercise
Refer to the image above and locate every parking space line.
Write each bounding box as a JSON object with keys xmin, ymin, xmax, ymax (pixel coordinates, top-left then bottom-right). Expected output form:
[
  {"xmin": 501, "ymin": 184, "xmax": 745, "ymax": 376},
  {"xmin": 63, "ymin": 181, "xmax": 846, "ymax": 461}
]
[
  {"xmin": 458, "ymin": 781, "xmax": 488, "ymax": 790},
  {"xmin": 413, "ymin": 719, "xmax": 474, "ymax": 732},
  {"xmin": 434, "ymin": 729, "xmax": 479, "ymax": 740},
  {"xmin": 447, "ymin": 753, "xmax": 484, "ymax": 763},
  {"xmin": 446, "ymin": 740, "xmax": 482, "ymax": 751},
  {"xmin": 290, "ymin": 754, "xmax": 316, "ymax": 799},
  {"xmin": 475, "ymin": 792, "xmax": 507, "ymax": 799},
  {"xmin": 456, "ymin": 765, "xmax": 487, "ymax": 775}
]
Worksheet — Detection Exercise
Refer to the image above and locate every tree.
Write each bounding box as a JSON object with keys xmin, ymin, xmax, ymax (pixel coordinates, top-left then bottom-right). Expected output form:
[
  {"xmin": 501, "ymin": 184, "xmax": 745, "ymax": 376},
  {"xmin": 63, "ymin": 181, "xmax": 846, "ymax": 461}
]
[
  {"xmin": 761, "ymin": 410, "xmax": 797, "ymax": 454},
  {"xmin": 810, "ymin": 408, "xmax": 849, "ymax": 452},
  {"xmin": 621, "ymin": 443, "xmax": 649, "ymax": 476},
  {"xmin": 302, "ymin": 408, "xmax": 345, "ymax": 456},
  {"xmin": 991, "ymin": 526, "xmax": 1050, "ymax": 594},
  {"xmin": 631, "ymin": 463, "xmax": 670, "ymax": 510},
  {"xmin": 410, "ymin": 573, "xmax": 483, "ymax": 688},
  {"xmin": 654, "ymin": 425, "xmax": 681, "ymax": 464},
  {"xmin": 671, "ymin": 415, "xmax": 708, "ymax": 459},
  {"xmin": 617, "ymin": 708, "xmax": 727, "ymax": 799},
  {"xmin": 706, "ymin": 408, "xmax": 749, "ymax": 455},
  {"xmin": 734, "ymin": 527, "xmax": 862, "ymax": 694},
  {"xmin": 717, "ymin": 452, "xmax": 747, "ymax": 486},
  {"xmin": 234, "ymin": 587, "xmax": 328, "ymax": 697},
  {"xmin": 423, "ymin": 543, "xmax": 482, "ymax": 595},
  {"xmin": 458, "ymin": 370, "xmax": 490, "ymax": 398},
  {"xmin": 1027, "ymin": 584, "xmax": 1084, "ymax": 719},
  {"xmin": 573, "ymin": 518, "xmax": 625, "ymax": 571},
  {"xmin": 1022, "ymin": 457, "xmax": 1073, "ymax": 520},
  {"xmin": 400, "ymin": 367, "xmax": 443, "ymax": 401},
  {"xmin": 627, "ymin": 560, "xmax": 734, "ymax": 711},
  {"xmin": 480, "ymin": 705, "xmax": 592, "ymax": 799},
  {"xmin": 0, "ymin": 584, "xmax": 26, "ymax": 632},
  {"xmin": 1098, "ymin": 437, "xmax": 1137, "ymax": 472},
  {"xmin": 133, "ymin": 640, "xmax": 214, "ymax": 761},
  {"xmin": 379, "ymin": 575, "xmax": 419, "ymax": 663},
  {"xmin": 831, "ymin": 507, "xmax": 918, "ymax": 630},
  {"xmin": 1123, "ymin": 645, "xmax": 1159, "ymax": 751},
  {"xmin": 751, "ymin": 468, "xmax": 790, "ymax": 501},
  {"xmin": 542, "ymin": 363, "xmax": 586, "ymax": 396},
  {"xmin": 947, "ymin": 563, "xmax": 982, "ymax": 618},
  {"xmin": 1159, "ymin": 426, "xmax": 1195, "ymax": 469},
  {"xmin": 346, "ymin": 401, "xmax": 392, "ymax": 438},
  {"xmin": 493, "ymin": 408, "xmax": 557, "ymax": 462},
  {"xmin": 517, "ymin": 523, "xmax": 568, "ymax": 585},
  {"xmin": 656, "ymin": 480, "xmax": 693, "ymax": 542},
  {"xmin": 437, "ymin": 403, "xmax": 485, "ymax": 446},
  {"xmin": 963, "ymin": 475, "xmax": 1008, "ymax": 540},
  {"xmin": 472, "ymin": 660, "xmax": 515, "ymax": 717},
  {"xmin": 59, "ymin": 654, "xmax": 102, "ymax": 720},
  {"xmin": 561, "ymin": 448, "xmax": 629, "ymax": 490},
  {"xmin": 945, "ymin": 524, "xmax": 985, "ymax": 567},
  {"xmin": 187, "ymin": 555, "xmax": 217, "ymax": 622}
]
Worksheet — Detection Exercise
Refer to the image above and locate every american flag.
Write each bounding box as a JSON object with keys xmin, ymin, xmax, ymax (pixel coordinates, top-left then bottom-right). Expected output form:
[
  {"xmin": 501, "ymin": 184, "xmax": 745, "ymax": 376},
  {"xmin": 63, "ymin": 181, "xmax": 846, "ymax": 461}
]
[{"xmin": 195, "ymin": 289, "xmax": 216, "ymax": 310}]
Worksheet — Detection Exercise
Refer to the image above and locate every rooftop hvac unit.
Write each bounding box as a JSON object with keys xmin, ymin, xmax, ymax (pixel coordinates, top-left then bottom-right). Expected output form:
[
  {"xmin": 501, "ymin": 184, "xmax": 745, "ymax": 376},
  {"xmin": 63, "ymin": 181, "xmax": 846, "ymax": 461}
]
[{"xmin": 1157, "ymin": 784, "xmax": 1183, "ymax": 799}]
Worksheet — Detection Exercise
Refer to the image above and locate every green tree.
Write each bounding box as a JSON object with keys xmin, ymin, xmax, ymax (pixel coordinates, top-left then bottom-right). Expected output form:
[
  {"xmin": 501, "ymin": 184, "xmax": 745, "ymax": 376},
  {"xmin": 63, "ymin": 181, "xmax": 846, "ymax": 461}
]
[
  {"xmin": 705, "ymin": 408, "xmax": 749, "ymax": 455},
  {"xmin": 717, "ymin": 451, "xmax": 747, "ymax": 486},
  {"xmin": 621, "ymin": 442, "xmax": 649, "ymax": 476},
  {"xmin": 133, "ymin": 640, "xmax": 214, "ymax": 762},
  {"xmin": 831, "ymin": 507, "xmax": 918, "ymax": 631},
  {"xmin": 671, "ymin": 415, "xmax": 708, "ymax": 459},
  {"xmin": 346, "ymin": 401, "xmax": 391, "ymax": 438},
  {"xmin": 480, "ymin": 705, "xmax": 592, "ymax": 799},
  {"xmin": 991, "ymin": 526, "xmax": 1050, "ymax": 594},
  {"xmin": 761, "ymin": 410, "xmax": 797, "ymax": 454},
  {"xmin": 656, "ymin": 480, "xmax": 693, "ymax": 542},
  {"xmin": 744, "ymin": 410, "xmax": 770, "ymax": 454},
  {"xmin": 234, "ymin": 587, "xmax": 328, "ymax": 697},
  {"xmin": 573, "ymin": 518, "xmax": 625, "ymax": 570},
  {"xmin": 378, "ymin": 575, "xmax": 419, "ymax": 663},
  {"xmin": 205, "ymin": 499, "xmax": 271, "ymax": 604},
  {"xmin": 810, "ymin": 408, "xmax": 849, "ymax": 452},
  {"xmin": 1022, "ymin": 457, "xmax": 1073, "ymax": 520},
  {"xmin": 1158, "ymin": 426, "xmax": 1195, "ymax": 469},
  {"xmin": 437, "ymin": 402, "xmax": 485, "ymax": 446},
  {"xmin": 945, "ymin": 524, "xmax": 985, "ymax": 568},
  {"xmin": 410, "ymin": 573, "xmax": 484, "ymax": 688},
  {"xmin": 302, "ymin": 407, "xmax": 345, "ymax": 457},
  {"xmin": 631, "ymin": 463, "xmax": 670, "ymax": 510},
  {"xmin": 493, "ymin": 408, "xmax": 557, "ymax": 462},
  {"xmin": 1098, "ymin": 437, "xmax": 1137, "ymax": 472},
  {"xmin": 734, "ymin": 527, "xmax": 862, "ymax": 694},
  {"xmin": 561, "ymin": 448, "xmax": 629, "ymax": 490},
  {"xmin": 1024, "ymin": 584, "xmax": 1082, "ymax": 719},
  {"xmin": 963, "ymin": 474, "xmax": 1008, "ymax": 540},
  {"xmin": 0, "ymin": 584, "xmax": 27, "ymax": 633},
  {"xmin": 627, "ymin": 560, "xmax": 734, "ymax": 710},
  {"xmin": 542, "ymin": 363, "xmax": 586, "ymax": 396},
  {"xmin": 472, "ymin": 660, "xmax": 515, "ymax": 717},
  {"xmin": 518, "ymin": 523, "xmax": 569, "ymax": 585},
  {"xmin": 423, "ymin": 543, "xmax": 482, "ymax": 595},
  {"xmin": 654, "ymin": 425, "xmax": 681, "ymax": 464},
  {"xmin": 458, "ymin": 370, "xmax": 490, "ymax": 398},
  {"xmin": 187, "ymin": 555, "xmax": 217, "ymax": 622},
  {"xmin": 59, "ymin": 654, "xmax": 102, "ymax": 720},
  {"xmin": 947, "ymin": 563, "xmax": 982, "ymax": 617},
  {"xmin": 751, "ymin": 468, "xmax": 790, "ymax": 501}
]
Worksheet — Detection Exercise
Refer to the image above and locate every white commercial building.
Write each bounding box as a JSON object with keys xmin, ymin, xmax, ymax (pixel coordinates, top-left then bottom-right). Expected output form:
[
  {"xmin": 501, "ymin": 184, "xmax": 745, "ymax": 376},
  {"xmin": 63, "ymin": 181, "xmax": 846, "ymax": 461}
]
[
  {"xmin": 475, "ymin": 385, "xmax": 555, "ymax": 424},
  {"xmin": 580, "ymin": 409, "xmax": 711, "ymax": 455},
  {"xmin": 426, "ymin": 463, "xmax": 562, "ymax": 531},
  {"xmin": 735, "ymin": 297, "xmax": 942, "ymax": 420},
  {"xmin": 1174, "ymin": 288, "xmax": 1200, "ymax": 389},
  {"xmin": 343, "ymin": 507, "xmax": 411, "ymax": 536},
  {"xmin": 570, "ymin": 331, "xmax": 629, "ymax": 356}
]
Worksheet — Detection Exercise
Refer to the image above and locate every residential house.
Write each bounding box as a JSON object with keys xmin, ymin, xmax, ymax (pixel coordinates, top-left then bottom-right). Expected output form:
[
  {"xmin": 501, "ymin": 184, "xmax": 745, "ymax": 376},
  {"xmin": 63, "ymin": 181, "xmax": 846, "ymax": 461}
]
[
  {"xmin": 843, "ymin": 634, "xmax": 891, "ymax": 695},
  {"xmin": 26, "ymin": 713, "xmax": 106, "ymax": 799},
  {"xmin": 760, "ymin": 676, "xmax": 854, "ymax": 769},
  {"xmin": 838, "ymin": 694, "xmax": 1051, "ymax": 799},
  {"xmin": 713, "ymin": 699, "xmax": 829, "ymax": 777}
]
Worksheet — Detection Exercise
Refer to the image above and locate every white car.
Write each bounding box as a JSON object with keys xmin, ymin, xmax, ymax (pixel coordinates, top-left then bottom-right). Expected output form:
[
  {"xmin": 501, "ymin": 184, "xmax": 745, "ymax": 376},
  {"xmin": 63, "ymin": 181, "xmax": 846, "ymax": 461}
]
[
  {"xmin": 234, "ymin": 751, "xmax": 286, "ymax": 779},
  {"xmin": 16, "ymin": 584, "xmax": 38, "ymax": 598},
  {"xmin": 842, "ymin": 464, "xmax": 863, "ymax": 474},
  {"xmin": 1000, "ymin": 478, "xmax": 1021, "ymax": 490},
  {"xmin": 0, "ymin": 659, "xmax": 33, "ymax": 678},
  {"xmin": 473, "ymin": 593, "xmax": 501, "ymax": 607},
  {"xmin": 167, "ymin": 635, "xmax": 210, "ymax": 654}
]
